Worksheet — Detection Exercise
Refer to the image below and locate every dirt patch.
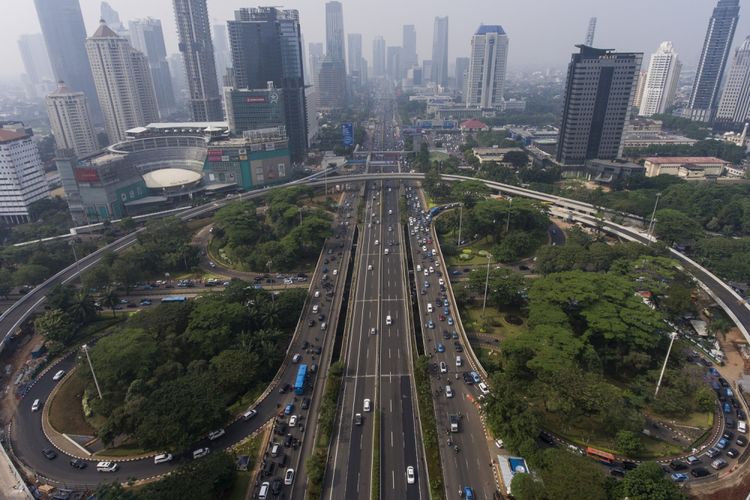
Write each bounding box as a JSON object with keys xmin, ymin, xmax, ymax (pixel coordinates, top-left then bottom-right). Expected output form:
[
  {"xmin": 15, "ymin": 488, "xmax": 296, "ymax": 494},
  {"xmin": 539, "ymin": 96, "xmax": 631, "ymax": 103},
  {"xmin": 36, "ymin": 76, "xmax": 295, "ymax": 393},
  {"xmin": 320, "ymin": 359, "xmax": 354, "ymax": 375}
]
[
  {"xmin": 48, "ymin": 371, "xmax": 96, "ymax": 436},
  {"xmin": 504, "ymin": 315, "xmax": 523, "ymax": 326}
]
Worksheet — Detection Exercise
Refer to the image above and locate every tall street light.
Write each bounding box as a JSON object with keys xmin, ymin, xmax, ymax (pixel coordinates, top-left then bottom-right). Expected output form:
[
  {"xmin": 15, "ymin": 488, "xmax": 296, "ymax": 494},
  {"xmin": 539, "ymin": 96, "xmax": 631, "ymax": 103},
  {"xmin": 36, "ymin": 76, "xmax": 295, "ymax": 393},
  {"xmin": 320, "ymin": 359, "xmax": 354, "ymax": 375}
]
[
  {"xmin": 481, "ymin": 255, "xmax": 492, "ymax": 318},
  {"xmin": 82, "ymin": 344, "xmax": 103, "ymax": 400},
  {"xmin": 654, "ymin": 331, "xmax": 678, "ymax": 397},
  {"xmin": 646, "ymin": 192, "xmax": 662, "ymax": 244}
]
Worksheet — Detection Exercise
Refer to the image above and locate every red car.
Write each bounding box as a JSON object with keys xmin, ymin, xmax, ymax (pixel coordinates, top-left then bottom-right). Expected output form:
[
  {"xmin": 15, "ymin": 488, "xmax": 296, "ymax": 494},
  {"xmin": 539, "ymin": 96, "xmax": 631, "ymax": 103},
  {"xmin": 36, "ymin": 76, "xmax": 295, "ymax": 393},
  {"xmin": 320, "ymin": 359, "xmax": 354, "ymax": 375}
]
[{"xmin": 438, "ymin": 314, "xmax": 446, "ymax": 321}]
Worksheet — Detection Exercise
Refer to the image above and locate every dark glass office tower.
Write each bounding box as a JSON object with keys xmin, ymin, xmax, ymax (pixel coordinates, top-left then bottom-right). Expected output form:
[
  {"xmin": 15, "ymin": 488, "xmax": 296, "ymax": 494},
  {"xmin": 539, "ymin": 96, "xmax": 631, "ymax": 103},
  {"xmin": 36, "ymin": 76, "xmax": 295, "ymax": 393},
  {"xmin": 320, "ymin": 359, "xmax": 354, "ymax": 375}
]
[
  {"xmin": 556, "ymin": 45, "xmax": 642, "ymax": 166},
  {"xmin": 173, "ymin": 0, "xmax": 223, "ymax": 121},
  {"xmin": 34, "ymin": 0, "xmax": 102, "ymax": 122},
  {"xmin": 228, "ymin": 8, "xmax": 308, "ymax": 163},
  {"xmin": 685, "ymin": 0, "xmax": 740, "ymax": 122}
]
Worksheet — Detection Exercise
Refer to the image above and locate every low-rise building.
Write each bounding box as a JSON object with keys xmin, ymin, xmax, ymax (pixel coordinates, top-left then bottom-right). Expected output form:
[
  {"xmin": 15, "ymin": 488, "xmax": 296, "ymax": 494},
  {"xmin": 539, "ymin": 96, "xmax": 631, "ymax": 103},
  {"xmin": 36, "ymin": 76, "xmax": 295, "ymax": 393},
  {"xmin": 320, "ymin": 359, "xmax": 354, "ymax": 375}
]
[
  {"xmin": 585, "ymin": 159, "xmax": 645, "ymax": 184},
  {"xmin": 643, "ymin": 156, "xmax": 728, "ymax": 179},
  {"xmin": 460, "ymin": 119, "xmax": 489, "ymax": 132},
  {"xmin": 472, "ymin": 147, "xmax": 530, "ymax": 167}
]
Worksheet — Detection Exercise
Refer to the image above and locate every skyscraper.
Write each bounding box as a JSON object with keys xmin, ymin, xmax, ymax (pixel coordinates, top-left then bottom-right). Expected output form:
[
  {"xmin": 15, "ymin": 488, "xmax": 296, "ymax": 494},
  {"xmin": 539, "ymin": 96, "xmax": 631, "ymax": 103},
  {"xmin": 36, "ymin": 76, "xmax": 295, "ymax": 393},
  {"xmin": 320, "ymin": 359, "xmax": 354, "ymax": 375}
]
[
  {"xmin": 0, "ymin": 127, "xmax": 49, "ymax": 224},
  {"xmin": 402, "ymin": 25, "xmax": 418, "ymax": 71},
  {"xmin": 348, "ymin": 34, "xmax": 363, "ymax": 77},
  {"xmin": 308, "ymin": 42, "xmax": 325, "ymax": 87},
  {"xmin": 86, "ymin": 21, "xmax": 159, "ymax": 143},
  {"xmin": 431, "ymin": 16, "xmax": 449, "ymax": 86},
  {"xmin": 639, "ymin": 42, "xmax": 682, "ymax": 117},
  {"xmin": 716, "ymin": 36, "xmax": 750, "ymax": 123},
  {"xmin": 173, "ymin": 0, "xmax": 223, "ymax": 121},
  {"xmin": 228, "ymin": 7, "xmax": 308, "ymax": 162},
  {"xmin": 100, "ymin": 1, "xmax": 126, "ymax": 35},
  {"xmin": 45, "ymin": 81, "xmax": 98, "ymax": 158},
  {"xmin": 17, "ymin": 34, "xmax": 54, "ymax": 85},
  {"xmin": 213, "ymin": 23, "xmax": 231, "ymax": 87},
  {"xmin": 455, "ymin": 57, "xmax": 469, "ymax": 94},
  {"xmin": 465, "ymin": 25, "xmax": 509, "ymax": 109},
  {"xmin": 633, "ymin": 71, "xmax": 647, "ymax": 109},
  {"xmin": 373, "ymin": 36, "xmax": 386, "ymax": 77},
  {"xmin": 325, "ymin": 1, "xmax": 346, "ymax": 63},
  {"xmin": 34, "ymin": 0, "xmax": 102, "ymax": 122},
  {"xmin": 684, "ymin": 0, "xmax": 740, "ymax": 122},
  {"xmin": 557, "ymin": 45, "xmax": 642, "ymax": 166},
  {"xmin": 317, "ymin": 58, "xmax": 348, "ymax": 109},
  {"xmin": 129, "ymin": 18, "xmax": 177, "ymax": 117},
  {"xmin": 387, "ymin": 46, "xmax": 402, "ymax": 82}
]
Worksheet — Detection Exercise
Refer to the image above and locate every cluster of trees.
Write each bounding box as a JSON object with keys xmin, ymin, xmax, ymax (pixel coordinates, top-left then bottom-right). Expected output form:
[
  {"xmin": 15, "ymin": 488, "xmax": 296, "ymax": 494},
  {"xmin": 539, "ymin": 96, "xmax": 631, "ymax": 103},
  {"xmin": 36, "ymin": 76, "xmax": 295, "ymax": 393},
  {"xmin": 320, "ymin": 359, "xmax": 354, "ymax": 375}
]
[
  {"xmin": 0, "ymin": 197, "xmax": 74, "ymax": 244},
  {"xmin": 624, "ymin": 139, "xmax": 747, "ymax": 164},
  {"xmin": 95, "ymin": 452, "xmax": 236, "ymax": 500},
  {"xmin": 466, "ymin": 267, "xmax": 526, "ymax": 309},
  {"xmin": 694, "ymin": 236, "xmax": 750, "ymax": 282},
  {"xmin": 213, "ymin": 186, "xmax": 332, "ymax": 271},
  {"xmin": 651, "ymin": 114, "xmax": 712, "ymax": 140},
  {"xmin": 510, "ymin": 452, "xmax": 686, "ymax": 500},
  {"xmin": 433, "ymin": 194, "xmax": 550, "ymax": 262},
  {"xmin": 81, "ymin": 283, "xmax": 305, "ymax": 450},
  {"xmin": 34, "ymin": 285, "xmax": 99, "ymax": 352},
  {"xmin": 396, "ymin": 93, "xmax": 427, "ymax": 123},
  {"xmin": 83, "ymin": 217, "xmax": 200, "ymax": 295}
]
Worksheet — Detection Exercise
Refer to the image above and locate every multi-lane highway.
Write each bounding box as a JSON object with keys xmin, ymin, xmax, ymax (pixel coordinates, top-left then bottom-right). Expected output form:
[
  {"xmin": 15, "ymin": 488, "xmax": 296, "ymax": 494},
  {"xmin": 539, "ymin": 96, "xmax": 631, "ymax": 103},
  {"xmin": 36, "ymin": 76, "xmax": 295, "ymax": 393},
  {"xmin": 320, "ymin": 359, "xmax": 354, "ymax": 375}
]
[{"xmin": 405, "ymin": 186, "xmax": 497, "ymax": 499}]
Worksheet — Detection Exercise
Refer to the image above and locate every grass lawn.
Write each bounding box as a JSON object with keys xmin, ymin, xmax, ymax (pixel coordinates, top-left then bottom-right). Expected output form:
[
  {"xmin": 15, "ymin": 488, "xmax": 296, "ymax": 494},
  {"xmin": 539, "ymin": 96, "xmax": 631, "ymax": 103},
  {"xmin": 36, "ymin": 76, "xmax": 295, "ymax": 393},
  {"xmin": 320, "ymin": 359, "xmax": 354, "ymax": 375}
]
[
  {"xmin": 227, "ymin": 431, "xmax": 265, "ymax": 500},
  {"xmin": 48, "ymin": 372, "xmax": 96, "ymax": 436},
  {"xmin": 227, "ymin": 472, "xmax": 252, "ymax": 500},
  {"xmin": 461, "ymin": 305, "xmax": 528, "ymax": 340},
  {"xmin": 669, "ymin": 411, "xmax": 714, "ymax": 429},
  {"xmin": 444, "ymin": 237, "xmax": 496, "ymax": 266},
  {"xmin": 95, "ymin": 444, "xmax": 147, "ymax": 457}
]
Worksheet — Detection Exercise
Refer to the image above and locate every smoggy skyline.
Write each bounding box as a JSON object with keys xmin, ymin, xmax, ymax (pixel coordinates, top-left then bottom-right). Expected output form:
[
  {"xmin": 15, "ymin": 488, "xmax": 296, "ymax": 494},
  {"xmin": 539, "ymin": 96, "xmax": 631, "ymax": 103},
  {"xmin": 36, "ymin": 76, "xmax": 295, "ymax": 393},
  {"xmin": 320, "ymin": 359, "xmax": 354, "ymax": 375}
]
[{"xmin": 3, "ymin": 0, "xmax": 750, "ymax": 80}]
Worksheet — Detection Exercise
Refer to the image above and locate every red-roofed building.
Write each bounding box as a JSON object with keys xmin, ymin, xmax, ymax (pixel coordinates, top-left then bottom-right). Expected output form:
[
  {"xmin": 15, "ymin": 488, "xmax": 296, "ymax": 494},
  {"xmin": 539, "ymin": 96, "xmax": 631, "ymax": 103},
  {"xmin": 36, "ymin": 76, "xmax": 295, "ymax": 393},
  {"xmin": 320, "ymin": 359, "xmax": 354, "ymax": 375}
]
[
  {"xmin": 460, "ymin": 119, "xmax": 489, "ymax": 132},
  {"xmin": 0, "ymin": 126, "xmax": 49, "ymax": 224},
  {"xmin": 643, "ymin": 156, "xmax": 728, "ymax": 179}
]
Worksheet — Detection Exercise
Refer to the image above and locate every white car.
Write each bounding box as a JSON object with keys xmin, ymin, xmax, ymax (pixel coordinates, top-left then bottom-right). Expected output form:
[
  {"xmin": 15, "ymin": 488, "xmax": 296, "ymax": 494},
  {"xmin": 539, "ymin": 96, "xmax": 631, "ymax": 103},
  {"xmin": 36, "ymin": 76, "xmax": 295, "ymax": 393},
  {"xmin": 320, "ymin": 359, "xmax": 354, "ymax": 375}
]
[
  {"xmin": 406, "ymin": 466, "xmax": 415, "ymax": 484},
  {"xmin": 314, "ymin": 290, "xmax": 320, "ymax": 298},
  {"xmin": 52, "ymin": 370, "xmax": 65, "ymax": 381},
  {"xmin": 438, "ymin": 278, "xmax": 444, "ymax": 286},
  {"xmin": 440, "ymin": 362, "xmax": 447, "ymax": 373},
  {"xmin": 478, "ymin": 382, "xmax": 490, "ymax": 395},
  {"xmin": 31, "ymin": 399, "xmax": 40, "ymax": 412},
  {"xmin": 154, "ymin": 453, "xmax": 173, "ymax": 464},
  {"xmin": 364, "ymin": 399, "xmax": 372, "ymax": 412},
  {"xmin": 285, "ymin": 468, "xmax": 295, "ymax": 485},
  {"xmin": 193, "ymin": 447, "xmax": 210, "ymax": 459},
  {"xmin": 370, "ymin": 327, "xmax": 376, "ymax": 335},
  {"xmin": 374, "ymin": 239, "xmax": 379, "ymax": 246},
  {"xmin": 289, "ymin": 415, "xmax": 298, "ymax": 427},
  {"xmin": 96, "ymin": 461, "xmax": 119, "ymax": 472},
  {"xmin": 424, "ymin": 269, "xmax": 429, "ymax": 276},
  {"xmin": 208, "ymin": 429, "xmax": 226, "ymax": 440},
  {"xmin": 429, "ymin": 266, "xmax": 434, "ymax": 274}
]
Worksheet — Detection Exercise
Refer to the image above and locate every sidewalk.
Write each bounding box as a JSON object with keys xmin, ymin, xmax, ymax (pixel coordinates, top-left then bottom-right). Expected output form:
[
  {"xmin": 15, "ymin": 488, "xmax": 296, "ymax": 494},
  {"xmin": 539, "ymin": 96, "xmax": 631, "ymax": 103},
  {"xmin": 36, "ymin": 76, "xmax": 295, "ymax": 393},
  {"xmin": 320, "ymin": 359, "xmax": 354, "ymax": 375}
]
[{"xmin": 0, "ymin": 444, "xmax": 33, "ymax": 499}]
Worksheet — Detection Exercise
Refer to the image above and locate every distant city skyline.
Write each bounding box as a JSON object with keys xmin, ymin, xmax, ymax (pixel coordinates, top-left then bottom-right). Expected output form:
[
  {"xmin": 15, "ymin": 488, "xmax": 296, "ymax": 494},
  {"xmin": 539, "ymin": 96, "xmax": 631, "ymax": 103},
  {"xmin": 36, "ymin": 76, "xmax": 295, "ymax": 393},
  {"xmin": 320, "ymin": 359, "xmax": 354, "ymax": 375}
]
[{"xmin": 4, "ymin": 0, "xmax": 750, "ymax": 81}]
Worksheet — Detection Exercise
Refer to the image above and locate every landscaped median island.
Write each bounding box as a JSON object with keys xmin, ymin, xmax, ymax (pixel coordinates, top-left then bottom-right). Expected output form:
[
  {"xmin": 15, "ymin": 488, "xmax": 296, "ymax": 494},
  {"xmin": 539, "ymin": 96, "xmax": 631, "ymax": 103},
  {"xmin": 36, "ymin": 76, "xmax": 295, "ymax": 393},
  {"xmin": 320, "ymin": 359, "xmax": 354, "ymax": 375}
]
[
  {"xmin": 46, "ymin": 282, "xmax": 304, "ymax": 457},
  {"xmin": 414, "ymin": 355, "xmax": 445, "ymax": 500}
]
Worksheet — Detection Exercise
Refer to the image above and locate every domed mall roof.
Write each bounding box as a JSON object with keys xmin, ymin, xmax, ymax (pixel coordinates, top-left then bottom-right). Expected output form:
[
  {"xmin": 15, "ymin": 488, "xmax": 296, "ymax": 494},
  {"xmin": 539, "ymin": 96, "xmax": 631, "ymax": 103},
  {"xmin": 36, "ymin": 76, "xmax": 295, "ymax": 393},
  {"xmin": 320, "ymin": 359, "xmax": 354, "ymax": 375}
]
[{"xmin": 142, "ymin": 168, "xmax": 202, "ymax": 189}]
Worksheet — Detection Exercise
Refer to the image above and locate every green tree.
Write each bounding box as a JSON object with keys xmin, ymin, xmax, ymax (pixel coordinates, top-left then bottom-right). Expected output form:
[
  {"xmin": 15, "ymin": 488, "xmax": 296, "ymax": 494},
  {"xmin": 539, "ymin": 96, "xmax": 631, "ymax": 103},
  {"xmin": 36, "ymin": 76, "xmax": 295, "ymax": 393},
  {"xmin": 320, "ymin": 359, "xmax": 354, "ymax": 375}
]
[
  {"xmin": 139, "ymin": 451, "xmax": 237, "ymax": 499},
  {"xmin": 537, "ymin": 449, "xmax": 609, "ymax": 500},
  {"xmin": 101, "ymin": 289, "xmax": 120, "ymax": 318},
  {"xmin": 653, "ymin": 209, "xmax": 702, "ymax": 245},
  {"xmin": 616, "ymin": 430, "xmax": 643, "ymax": 457},
  {"xmin": 620, "ymin": 461, "xmax": 687, "ymax": 500},
  {"xmin": 34, "ymin": 309, "xmax": 76, "ymax": 345},
  {"xmin": 0, "ymin": 269, "xmax": 12, "ymax": 298},
  {"xmin": 504, "ymin": 150, "xmax": 530, "ymax": 169},
  {"xmin": 467, "ymin": 267, "xmax": 526, "ymax": 308},
  {"xmin": 510, "ymin": 473, "xmax": 546, "ymax": 500},
  {"xmin": 13, "ymin": 263, "xmax": 50, "ymax": 286},
  {"xmin": 450, "ymin": 180, "xmax": 490, "ymax": 208}
]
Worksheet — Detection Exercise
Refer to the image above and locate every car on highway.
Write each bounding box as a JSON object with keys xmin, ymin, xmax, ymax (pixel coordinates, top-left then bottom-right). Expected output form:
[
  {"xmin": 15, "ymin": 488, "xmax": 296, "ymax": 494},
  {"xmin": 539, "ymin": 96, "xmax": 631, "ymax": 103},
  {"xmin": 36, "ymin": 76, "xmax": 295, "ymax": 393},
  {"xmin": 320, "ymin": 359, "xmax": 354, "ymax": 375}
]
[
  {"xmin": 354, "ymin": 413, "xmax": 363, "ymax": 426},
  {"xmin": 705, "ymin": 447, "xmax": 721, "ymax": 459},
  {"xmin": 386, "ymin": 315, "xmax": 392, "ymax": 325},
  {"xmin": 154, "ymin": 453, "xmax": 173, "ymax": 464},
  {"xmin": 440, "ymin": 362, "xmax": 447, "ymax": 373},
  {"xmin": 259, "ymin": 481, "xmax": 270, "ymax": 499},
  {"xmin": 285, "ymin": 468, "xmax": 295, "ymax": 485},
  {"xmin": 463, "ymin": 372, "xmax": 474, "ymax": 385},
  {"xmin": 364, "ymin": 399, "xmax": 372, "ymax": 412},
  {"xmin": 271, "ymin": 478, "xmax": 283, "ymax": 495},
  {"xmin": 437, "ymin": 343, "xmax": 445, "ymax": 353},
  {"xmin": 208, "ymin": 429, "xmax": 225, "ymax": 440},
  {"xmin": 96, "ymin": 461, "xmax": 119, "ymax": 472},
  {"xmin": 370, "ymin": 327, "xmax": 377, "ymax": 335},
  {"xmin": 711, "ymin": 458, "xmax": 728, "ymax": 470},
  {"xmin": 284, "ymin": 404, "xmax": 294, "ymax": 415},
  {"xmin": 447, "ymin": 317, "xmax": 454, "ymax": 326},
  {"xmin": 289, "ymin": 415, "xmax": 298, "ymax": 427},
  {"xmin": 478, "ymin": 382, "xmax": 490, "ymax": 395},
  {"xmin": 69, "ymin": 458, "xmax": 87, "ymax": 469},
  {"xmin": 31, "ymin": 398, "xmax": 40, "ymax": 412},
  {"xmin": 717, "ymin": 437, "xmax": 729, "ymax": 449},
  {"xmin": 193, "ymin": 447, "xmax": 210, "ymax": 459},
  {"xmin": 42, "ymin": 448, "xmax": 57, "ymax": 460},
  {"xmin": 427, "ymin": 320, "xmax": 435, "ymax": 329},
  {"xmin": 470, "ymin": 371, "xmax": 481, "ymax": 384},
  {"xmin": 292, "ymin": 354, "xmax": 302, "ymax": 363},
  {"xmin": 424, "ymin": 280, "xmax": 430, "ymax": 288},
  {"xmin": 406, "ymin": 466, "xmax": 415, "ymax": 484},
  {"xmin": 52, "ymin": 370, "xmax": 65, "ymax": 381},
  {"xmin": 454, "ymin": 342, "xmax": 463, "ymax": 352},
  {"xmin": 301, "ymin": 398, "xmax": 310, "ymax": 410},
  {"xmin": 727, "ymin": 448, "xmax": 740, "ymax": 458},
  {"xmin": 737, "ymin": 436, "xmax": 748, "ymax": 447}
]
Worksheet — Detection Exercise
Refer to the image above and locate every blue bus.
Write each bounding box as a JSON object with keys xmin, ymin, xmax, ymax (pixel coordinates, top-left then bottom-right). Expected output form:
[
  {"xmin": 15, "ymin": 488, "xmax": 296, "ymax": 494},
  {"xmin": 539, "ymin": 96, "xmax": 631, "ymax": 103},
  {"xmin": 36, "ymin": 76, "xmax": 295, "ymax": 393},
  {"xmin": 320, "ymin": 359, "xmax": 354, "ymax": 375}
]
[
  {"xmin": 161, "ymin": 295, "xmax": 188, "ymax": 303},
  {"xmin": 294, "ymin": 364, "xmax": 308, "ymax": 395}
]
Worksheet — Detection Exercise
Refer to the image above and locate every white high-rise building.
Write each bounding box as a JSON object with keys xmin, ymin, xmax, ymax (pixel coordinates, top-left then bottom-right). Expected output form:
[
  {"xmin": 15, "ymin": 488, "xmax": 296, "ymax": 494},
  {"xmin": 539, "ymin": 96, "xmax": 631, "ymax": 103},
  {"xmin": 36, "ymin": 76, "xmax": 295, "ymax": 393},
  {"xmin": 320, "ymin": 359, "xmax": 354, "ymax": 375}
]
[
  {"xmin": 465, "ymin": 25, "xmax": 508, "ymax": 109},
  {"xmin": 431, "ymin": 16, "xmax": 449, "ymax": 86},
  {"xmin": 325, "ymin": 1, "xmax": 345, "ymax": 63},
  {"xmin": 639, "ymin": 42, "xmax": 682, "ymax": 116},
  {"xmin": 0, "ymin": 127, "xmax": 49, "ymax": 224},
  {"xmin": 86, "ymin": 21, "xmax": 159, "ymax": 143},
  {"xmin": 45, "ymin": 81, "xmax": 98, "ymax": 158},
  {"xmin": 716, "ymin": 36, "xmax": 750, "ymax": 123}
]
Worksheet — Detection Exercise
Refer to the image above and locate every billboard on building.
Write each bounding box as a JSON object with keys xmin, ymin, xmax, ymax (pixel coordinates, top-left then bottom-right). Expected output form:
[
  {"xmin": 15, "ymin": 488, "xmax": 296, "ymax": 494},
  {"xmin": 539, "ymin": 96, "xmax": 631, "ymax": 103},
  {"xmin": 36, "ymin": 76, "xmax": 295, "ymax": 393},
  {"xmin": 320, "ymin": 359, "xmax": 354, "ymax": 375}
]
[{"xmin": 342, "ymin": 123, "xmax": 354, "ymax": 146}]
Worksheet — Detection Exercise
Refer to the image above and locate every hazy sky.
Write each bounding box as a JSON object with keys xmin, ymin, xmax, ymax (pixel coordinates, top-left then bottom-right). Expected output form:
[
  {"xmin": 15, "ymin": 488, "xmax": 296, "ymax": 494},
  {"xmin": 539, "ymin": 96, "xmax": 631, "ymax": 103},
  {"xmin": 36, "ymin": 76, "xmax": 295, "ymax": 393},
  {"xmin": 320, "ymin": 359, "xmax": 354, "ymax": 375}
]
[{"xmin": 2, "ymin": 0, "xmax": 750, "ymax": 79}]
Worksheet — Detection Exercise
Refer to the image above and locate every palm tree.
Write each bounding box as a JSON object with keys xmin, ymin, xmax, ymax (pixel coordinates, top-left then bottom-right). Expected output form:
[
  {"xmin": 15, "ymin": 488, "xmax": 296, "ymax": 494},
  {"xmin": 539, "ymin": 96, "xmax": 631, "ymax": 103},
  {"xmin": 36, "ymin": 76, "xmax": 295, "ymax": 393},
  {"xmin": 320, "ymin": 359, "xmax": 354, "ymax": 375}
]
[
  {"xmin": 101, "ymin": 289, "xmax": 120, "ymax": 318},
  {"xmin": 69, "ymin": 292, "xmax": 97, "ymax": 325}
]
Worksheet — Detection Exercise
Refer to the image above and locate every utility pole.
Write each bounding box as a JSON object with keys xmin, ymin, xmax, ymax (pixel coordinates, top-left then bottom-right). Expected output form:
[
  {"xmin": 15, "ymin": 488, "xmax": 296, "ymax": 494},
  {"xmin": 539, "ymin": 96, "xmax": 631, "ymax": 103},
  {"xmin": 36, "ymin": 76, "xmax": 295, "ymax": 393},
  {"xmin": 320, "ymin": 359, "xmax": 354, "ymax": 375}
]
[
  {"xmin": 481, "ymin": 255, "xmax": 492, "ymax": 318},
  {"xmin": 82, "ymin": 344, "xmax": 103, "ymax": 399},
  {"xmin": 505, "ymin": 198, "xmax": 513, "ymax": 234},
  {"xmin": 457, "ymin": 204, "xmax": 463, "ymax": 246},
  {"xmin": 654, "ymin": 331, "xmax": 678, "ymax": 397},
  {"xmin": 646, "ymin": 192, "xmax": 661, "ymax": 244},
  {"xmin": 69, "ymin": 239, "xmax": 81, "ymax": 283}
]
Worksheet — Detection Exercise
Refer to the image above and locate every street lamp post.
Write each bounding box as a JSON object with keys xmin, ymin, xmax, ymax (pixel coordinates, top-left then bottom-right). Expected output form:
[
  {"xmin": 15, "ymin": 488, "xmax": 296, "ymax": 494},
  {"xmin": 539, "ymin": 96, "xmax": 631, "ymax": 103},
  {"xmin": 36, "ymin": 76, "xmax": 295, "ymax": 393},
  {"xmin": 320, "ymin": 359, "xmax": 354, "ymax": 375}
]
[
  {"xmin": 654, "ymin": 331, "xmax": 678, "ymax": 397},
  {"xmin": 481, "ymin": 255, "xmax": 492, "ymax": 318},
  {"xmin": 646, "ymin": 192, "xmax": 661, "ymax": 244},
  {"xmin": 82, "ymin": 344, "xmax": 103, "ymax": 399},
  {"xmin": 69, "ymin": 239, "xmax": 81, "ymax": 283},
  {"xmin": 457, "ymin": 204, "xmax": 463, "ymax": 247},
  {"xmin": 505, "ymin": 198, "xmax": 513, "ymax": 234}
]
